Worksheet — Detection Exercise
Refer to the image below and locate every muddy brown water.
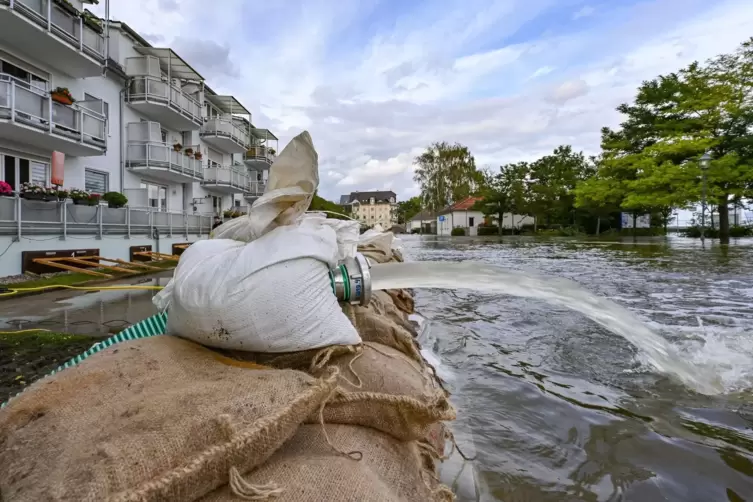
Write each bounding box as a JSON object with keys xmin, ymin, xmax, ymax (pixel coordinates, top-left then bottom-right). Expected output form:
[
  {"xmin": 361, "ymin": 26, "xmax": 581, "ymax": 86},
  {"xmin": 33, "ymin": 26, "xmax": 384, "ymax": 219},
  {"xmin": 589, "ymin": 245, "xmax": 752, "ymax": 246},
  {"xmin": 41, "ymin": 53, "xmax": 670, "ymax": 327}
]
[{"xmin": 3, "ymin": 237, "xmax": 753, "ymax": 501}]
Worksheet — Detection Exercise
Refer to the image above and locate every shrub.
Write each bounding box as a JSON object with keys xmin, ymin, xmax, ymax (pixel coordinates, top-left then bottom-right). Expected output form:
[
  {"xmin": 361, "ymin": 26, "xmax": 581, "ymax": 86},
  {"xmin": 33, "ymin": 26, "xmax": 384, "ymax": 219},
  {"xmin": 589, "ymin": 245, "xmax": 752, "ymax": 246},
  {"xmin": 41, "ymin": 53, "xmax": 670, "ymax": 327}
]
[
  {"xmin": 103, "ymin": 191, "xmax": 128, "ymax": 208},
  {"xmin": 730, "ymin": 225, "xmax": 753, "ymax": 238},
  {"xmin": 451, "ymin": 227, "xmax": 465, "ymax": 236},
  {"xmin": 477, "ymin": 225, "xmax": 499, "ymax": 236},
  {"xmin": 0, "ymin": 181, "xmax": 12, "ymax": 196}
]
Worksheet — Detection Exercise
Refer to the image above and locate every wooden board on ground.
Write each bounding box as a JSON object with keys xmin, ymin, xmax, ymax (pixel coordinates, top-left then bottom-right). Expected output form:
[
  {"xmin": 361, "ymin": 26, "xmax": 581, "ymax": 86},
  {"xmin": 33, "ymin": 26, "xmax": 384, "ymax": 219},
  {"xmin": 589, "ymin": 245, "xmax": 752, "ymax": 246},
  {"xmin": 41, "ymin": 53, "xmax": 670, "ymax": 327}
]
[
  {"xmin": 22, "ymin": 249, "xmax": 100, "ymax": 275},
  {"xmin": 129, "ymin": 245, "xmax": 153, "ymax": 263},
  {"xmin": 172, "ymin": 243, "xmax": 192, "ymax": 256}
]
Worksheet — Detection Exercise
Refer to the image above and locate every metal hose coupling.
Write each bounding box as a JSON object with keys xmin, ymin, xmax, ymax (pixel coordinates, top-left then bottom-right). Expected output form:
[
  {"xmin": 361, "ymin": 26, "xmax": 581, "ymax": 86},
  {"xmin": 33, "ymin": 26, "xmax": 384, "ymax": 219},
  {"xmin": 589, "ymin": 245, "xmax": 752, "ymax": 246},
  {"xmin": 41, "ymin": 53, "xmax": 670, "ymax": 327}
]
[{"xmin": 330, "ymin": 252, "xmax": 372, "ymax": 306}]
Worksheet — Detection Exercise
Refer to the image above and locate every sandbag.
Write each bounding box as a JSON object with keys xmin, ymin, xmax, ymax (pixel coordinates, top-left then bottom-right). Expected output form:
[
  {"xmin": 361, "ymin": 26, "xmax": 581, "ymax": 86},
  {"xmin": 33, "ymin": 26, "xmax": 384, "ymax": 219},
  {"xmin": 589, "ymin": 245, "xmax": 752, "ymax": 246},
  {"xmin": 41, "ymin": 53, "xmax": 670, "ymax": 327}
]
[
  {"xmin": 199, "ymin": 424, "xmax": 454, "ymax": 502},
  {"xmin": 0, "ymin": 336, "xmax": 338, "ymax": 502},
  {"xmin": 162, "ymin": 218, "xmax": 361, "ymax": 352}
]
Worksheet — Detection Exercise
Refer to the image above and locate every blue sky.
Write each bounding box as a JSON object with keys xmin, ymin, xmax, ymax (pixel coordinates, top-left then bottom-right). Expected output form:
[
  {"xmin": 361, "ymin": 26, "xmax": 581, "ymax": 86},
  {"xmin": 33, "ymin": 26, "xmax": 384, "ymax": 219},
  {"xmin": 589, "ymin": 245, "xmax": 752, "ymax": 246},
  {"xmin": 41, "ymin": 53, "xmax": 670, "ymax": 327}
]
[{"xmin": 97, "ymin": 0, "xmax": 753, "ymax": 208}]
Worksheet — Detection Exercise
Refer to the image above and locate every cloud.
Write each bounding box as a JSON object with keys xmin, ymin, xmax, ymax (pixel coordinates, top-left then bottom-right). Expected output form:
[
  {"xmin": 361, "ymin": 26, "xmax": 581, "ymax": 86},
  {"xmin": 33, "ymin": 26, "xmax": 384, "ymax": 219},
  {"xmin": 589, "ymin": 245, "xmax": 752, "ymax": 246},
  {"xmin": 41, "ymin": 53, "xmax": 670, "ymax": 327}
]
[{"xmin": 94, "ymin": 0, "xmax": 753, "ymax": 202}]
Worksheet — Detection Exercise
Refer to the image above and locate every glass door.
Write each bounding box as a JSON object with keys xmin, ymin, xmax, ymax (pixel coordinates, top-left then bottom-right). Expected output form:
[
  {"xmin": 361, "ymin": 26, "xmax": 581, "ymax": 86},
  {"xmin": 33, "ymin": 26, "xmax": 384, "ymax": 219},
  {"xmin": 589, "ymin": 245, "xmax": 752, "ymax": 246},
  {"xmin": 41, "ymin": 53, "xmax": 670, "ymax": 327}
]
[{"xmin": 140, "ymin": 181, "xmax": 167, "ymax": 211}]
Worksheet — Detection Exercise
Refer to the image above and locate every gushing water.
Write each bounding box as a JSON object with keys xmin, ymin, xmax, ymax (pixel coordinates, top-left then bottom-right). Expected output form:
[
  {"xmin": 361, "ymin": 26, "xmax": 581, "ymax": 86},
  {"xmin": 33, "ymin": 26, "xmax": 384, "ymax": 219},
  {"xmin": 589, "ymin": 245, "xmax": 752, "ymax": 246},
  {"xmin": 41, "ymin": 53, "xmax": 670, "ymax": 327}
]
[{"xmin": 370, "ymin": 261, "xmax": 726, "ymax": 395}]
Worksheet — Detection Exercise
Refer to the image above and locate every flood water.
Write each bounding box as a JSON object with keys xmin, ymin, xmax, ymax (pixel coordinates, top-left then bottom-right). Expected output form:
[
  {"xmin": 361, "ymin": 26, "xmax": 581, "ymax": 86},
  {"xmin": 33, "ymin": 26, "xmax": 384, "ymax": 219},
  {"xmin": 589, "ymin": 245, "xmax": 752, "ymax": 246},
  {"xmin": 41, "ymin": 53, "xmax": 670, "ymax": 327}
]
[
  {"xmin": 403, "ymin": 235, "xmax": 753, "ymax": 501},
  {"xmin": 3, "ymin": 235, "xmax": 753, "ymax": 501}
]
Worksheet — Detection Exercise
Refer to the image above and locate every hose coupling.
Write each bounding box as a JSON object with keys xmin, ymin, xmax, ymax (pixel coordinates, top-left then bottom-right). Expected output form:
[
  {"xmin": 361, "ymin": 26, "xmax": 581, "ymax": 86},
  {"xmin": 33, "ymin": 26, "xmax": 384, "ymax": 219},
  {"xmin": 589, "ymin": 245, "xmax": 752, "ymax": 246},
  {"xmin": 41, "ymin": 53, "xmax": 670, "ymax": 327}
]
[{"xmin": 330, "ymin": 253, "xmax": 372, "ymax": 306}]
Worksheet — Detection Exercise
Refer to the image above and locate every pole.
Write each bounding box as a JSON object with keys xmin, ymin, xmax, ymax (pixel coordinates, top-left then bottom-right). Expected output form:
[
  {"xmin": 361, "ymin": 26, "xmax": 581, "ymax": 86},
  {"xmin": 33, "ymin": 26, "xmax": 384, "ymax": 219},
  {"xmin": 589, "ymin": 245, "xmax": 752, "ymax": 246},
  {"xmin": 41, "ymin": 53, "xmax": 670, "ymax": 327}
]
[{"xmin": 701, "ymin": 170, "xmax": 707, "ymax": 245}]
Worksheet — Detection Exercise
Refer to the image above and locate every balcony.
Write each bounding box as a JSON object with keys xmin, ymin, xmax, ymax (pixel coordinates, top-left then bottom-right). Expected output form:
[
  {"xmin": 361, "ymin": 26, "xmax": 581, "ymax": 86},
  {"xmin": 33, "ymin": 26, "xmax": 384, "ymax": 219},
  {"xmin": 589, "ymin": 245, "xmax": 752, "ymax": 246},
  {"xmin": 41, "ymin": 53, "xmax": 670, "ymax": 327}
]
[
  {"xmin": 201, "ymin": 166, "xmax": 248, "ymax": 194},
  {"xmin": 243, "ymin": 180, "xmax": 266, "ymax": 200},
  {"xmin": 126, "ymin": 143, "xmax": 203, "ymax": 183},
  {"xmin": 0, "ymin": 73, "xmax": 106, "ymax": 156},
  {"xmin": 126, "ymin": 76, "xmax": 203, "ymax": 131},
  {"xmin": 243, "ymin": 146, "xmax": 276, "ymax": 166},
  {"xmin": 0, "ymin": 0, "xmax": 105, "ymax": 77},
  {"xmin": 200, "ymin": 117, "xmax": 248, "ymax": 154}
]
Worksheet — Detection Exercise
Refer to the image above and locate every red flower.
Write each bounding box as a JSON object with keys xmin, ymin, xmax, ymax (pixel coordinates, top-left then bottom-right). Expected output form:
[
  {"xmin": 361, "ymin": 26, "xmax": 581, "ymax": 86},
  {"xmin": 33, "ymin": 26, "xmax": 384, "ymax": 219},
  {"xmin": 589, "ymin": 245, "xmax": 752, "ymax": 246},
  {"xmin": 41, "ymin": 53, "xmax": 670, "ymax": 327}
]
[{"xmin": 0, "ymin": 181, "xmax": 11, "ymax": 195}]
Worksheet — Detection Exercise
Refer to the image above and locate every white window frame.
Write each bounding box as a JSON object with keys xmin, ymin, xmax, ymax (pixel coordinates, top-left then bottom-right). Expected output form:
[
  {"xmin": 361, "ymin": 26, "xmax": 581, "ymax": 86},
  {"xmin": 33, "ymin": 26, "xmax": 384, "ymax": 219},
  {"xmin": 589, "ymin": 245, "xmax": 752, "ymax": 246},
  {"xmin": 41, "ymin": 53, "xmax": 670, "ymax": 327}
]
[{"xmin": 84, "ymin": 168, "xmax": 109, "ymax": 194}]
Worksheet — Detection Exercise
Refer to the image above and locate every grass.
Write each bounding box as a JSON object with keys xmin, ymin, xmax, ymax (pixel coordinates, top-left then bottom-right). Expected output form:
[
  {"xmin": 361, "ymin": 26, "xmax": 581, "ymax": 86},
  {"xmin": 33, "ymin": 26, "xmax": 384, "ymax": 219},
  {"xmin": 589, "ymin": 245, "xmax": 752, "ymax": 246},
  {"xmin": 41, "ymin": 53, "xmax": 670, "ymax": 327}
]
[
  {"xmin": 0, "ymin": 331, "xmax": 107, "ymax": 403},
  {"xmin": 7, "ymin": 259, "xmax": 178, "ymax": 290}
]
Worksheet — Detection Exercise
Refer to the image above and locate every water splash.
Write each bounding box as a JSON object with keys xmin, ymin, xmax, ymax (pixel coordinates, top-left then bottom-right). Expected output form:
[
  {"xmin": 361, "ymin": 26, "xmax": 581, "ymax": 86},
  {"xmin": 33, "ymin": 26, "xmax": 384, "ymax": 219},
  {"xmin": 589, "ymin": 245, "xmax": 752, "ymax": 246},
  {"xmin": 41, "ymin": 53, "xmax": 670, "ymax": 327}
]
[{"xmin": 371, "ymin": 261, "xmax": 725, "ymax": 395}]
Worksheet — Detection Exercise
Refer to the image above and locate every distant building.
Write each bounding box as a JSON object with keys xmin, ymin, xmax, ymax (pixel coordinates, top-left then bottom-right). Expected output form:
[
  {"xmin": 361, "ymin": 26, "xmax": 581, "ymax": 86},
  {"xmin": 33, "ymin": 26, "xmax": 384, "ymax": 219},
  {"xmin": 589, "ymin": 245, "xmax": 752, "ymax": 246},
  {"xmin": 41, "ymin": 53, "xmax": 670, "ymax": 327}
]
[
  {"xmin": 436, "ymin": 197, "xmax": 534, "ymax": 236},
  {"xmin": 343, "ymin": 191, "xmax": 397, "ymax": 228},
  {"xmin": 408, "ymin": 210, "xmax": 437, "ymax": 234}
]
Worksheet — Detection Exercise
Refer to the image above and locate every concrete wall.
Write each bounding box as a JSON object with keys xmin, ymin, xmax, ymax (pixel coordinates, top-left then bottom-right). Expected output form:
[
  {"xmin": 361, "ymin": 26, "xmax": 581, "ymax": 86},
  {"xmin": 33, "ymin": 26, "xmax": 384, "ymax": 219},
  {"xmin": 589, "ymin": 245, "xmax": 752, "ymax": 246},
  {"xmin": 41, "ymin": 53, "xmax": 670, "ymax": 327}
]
[{"xmin": 0, "ymin": 234, "xmax": 206, "ymax": 277}]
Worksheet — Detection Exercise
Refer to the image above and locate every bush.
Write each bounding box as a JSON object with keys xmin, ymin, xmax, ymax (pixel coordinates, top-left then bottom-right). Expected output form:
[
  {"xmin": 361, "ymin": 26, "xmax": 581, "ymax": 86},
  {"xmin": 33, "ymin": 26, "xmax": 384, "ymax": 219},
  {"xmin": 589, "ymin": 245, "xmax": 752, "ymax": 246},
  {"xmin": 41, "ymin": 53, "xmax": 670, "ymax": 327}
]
[
  {"xmin": 103, "ymin": 191, "xmax": 128, "ymax": 208},
  {"xmin": 682, "ymin": 225, "xmax": 753, "ymax": 238},
  {"xmin": 451, "ymin": 227, "xmax": 465, "ymax": 236},
  {"xmin": 730, "ymin": 225, "xmax": 753, "ymax": 238},
  {"xmin": 410, "ymin": 228, "xmax": 421, "ymax": 234},
  {"xmin": 477, "ymin": 225, "xmax": 499, "ymax": 236}
]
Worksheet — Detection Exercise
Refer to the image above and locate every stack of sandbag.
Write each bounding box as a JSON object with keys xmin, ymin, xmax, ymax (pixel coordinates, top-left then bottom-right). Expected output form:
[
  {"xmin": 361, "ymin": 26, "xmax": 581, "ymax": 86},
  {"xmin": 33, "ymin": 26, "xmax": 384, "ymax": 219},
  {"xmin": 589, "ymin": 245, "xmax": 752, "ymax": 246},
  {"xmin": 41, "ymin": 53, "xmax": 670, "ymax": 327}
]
[{"xmin": 218, "ymin": 235, "xmax": 455, "ymax": 502}]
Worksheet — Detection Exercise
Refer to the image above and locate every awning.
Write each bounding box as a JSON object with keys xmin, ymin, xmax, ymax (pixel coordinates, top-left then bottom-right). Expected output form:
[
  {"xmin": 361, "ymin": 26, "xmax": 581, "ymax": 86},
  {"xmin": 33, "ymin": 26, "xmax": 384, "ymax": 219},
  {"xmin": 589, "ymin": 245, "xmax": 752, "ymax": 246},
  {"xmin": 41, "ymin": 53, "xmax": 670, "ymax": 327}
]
[
  {"xmin": 205, "ymin": 94, "xmax": 251, "ymax": 115},
  {"xmin": 133, "ymin": 47, "xmax": 204, "ymax": 82},
  {"xmin": 250, "ymin": 128, "xmax": 278, "ymax": 141}
]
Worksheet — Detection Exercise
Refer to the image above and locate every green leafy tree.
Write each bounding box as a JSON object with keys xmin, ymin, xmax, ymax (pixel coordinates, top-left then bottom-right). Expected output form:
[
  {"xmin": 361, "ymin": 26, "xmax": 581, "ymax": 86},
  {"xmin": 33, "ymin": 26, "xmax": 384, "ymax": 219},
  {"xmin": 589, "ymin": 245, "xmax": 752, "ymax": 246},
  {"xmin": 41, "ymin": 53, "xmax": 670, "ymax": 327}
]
[
  {"xmin": 308, "ymin": 192, "xmax": 349, "ymax": 220},
  {"xmin": 473, "ymin": 163, "xmax": 530, "ymax": 235},
  {"xmin": 413, "ymin": 142, "xmax": 482, "ymax": 213},
  {"xmin": 396, "ymin": 196, "xmax": 422, "ymax": 224},
  {"xmin": 579, "ymin": 38, "xmax": 753, "ymax": 242}
]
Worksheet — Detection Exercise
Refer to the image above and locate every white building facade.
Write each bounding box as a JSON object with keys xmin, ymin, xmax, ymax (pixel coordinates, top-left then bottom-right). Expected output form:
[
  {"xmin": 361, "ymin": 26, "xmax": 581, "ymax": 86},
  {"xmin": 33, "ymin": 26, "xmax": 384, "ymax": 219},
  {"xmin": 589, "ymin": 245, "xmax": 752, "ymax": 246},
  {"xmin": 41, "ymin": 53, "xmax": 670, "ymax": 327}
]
[{"xmin": 0, "ymin": 2, "xmax": 278, "ymax": 276}]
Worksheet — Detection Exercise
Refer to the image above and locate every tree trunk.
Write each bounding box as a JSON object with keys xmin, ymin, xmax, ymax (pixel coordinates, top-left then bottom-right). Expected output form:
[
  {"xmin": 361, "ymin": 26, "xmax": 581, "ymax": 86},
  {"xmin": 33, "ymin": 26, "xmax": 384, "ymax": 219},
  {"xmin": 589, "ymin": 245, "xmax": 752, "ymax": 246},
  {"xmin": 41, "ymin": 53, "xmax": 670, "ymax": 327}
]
[
  {"xmin": 632, "ymin": 211, "xmax": 637, "ymax": 237},
  {"xmin": 718, "ymin": 202, "xmax": 730, "ymax": 244},
  {"xmin": 595, "ymin": 217, "xmax": 601, "ymax": 235},
  {"xmin": 534, "ymin": 215, "xmax": 538, "ymax": 232},
  {"xmin": 498, "ymin": 211, "xmax": 503, "ymax": 236}
]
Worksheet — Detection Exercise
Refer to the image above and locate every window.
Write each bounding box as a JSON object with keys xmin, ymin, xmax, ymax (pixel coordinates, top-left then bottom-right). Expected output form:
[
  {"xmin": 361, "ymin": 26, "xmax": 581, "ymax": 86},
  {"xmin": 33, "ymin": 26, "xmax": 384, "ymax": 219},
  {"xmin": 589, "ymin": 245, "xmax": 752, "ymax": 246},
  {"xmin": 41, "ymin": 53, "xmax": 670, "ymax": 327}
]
[
  {"xmin": 212, "ymin": 196, "xmax": 222, "ymax": 215},
  {"xmin": 469, "ymin": 217, "xmax": 475, "ymax": 227},
  {"xmin": 0, "ymin": 59, "xmax": 47, "ymax": 91},
  {"xmin": 85, "ymin": 169, "xmax": 108, "ymax": 194},
  {"xmin": 140, "ymin": 181, "xmax": 167, "ymax": 211},
  {"xmin": 1, "ymin": 155, "xmax": 48, "ymax": 190}
]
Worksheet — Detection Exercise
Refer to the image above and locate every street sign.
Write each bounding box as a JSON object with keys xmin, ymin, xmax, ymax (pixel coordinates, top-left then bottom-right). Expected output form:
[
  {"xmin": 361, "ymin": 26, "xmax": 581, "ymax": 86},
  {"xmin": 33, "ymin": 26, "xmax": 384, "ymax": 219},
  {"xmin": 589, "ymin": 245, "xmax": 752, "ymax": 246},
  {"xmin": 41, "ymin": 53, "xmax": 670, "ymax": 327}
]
[{"xmin": 439, "ymin": 215, "xmax": 445, "ymax": 222}]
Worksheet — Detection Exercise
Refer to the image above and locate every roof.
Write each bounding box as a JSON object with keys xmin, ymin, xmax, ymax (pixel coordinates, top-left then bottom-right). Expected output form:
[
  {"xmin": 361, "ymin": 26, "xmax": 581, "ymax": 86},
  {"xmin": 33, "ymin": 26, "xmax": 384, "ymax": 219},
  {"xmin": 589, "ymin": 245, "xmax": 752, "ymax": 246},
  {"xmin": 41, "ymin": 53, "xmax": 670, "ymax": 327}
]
[
  {"xmin": 409, "ymin": 210, "xmax": 436, "ymax": 222},
  {"xmin": 204, "ymin": 89, "xmax": 251, "ymax": 115},
  {"xmin": 133, "ymin": 46, "xmax": 204, "ymax": 82},
  {"xmin": 339, "ymin": 195, "xmax": 351, "ymax": 205},
  {"xmin": 346, "ymin": 191, "xmax": 397, "ymax": 204},
  {"xmin": 437, "ymin": 196, "xmax": 483, "ymax": 215},
  {"xmin": 251, "ymin": 128, "xmax": 279, "ymax": 141}
]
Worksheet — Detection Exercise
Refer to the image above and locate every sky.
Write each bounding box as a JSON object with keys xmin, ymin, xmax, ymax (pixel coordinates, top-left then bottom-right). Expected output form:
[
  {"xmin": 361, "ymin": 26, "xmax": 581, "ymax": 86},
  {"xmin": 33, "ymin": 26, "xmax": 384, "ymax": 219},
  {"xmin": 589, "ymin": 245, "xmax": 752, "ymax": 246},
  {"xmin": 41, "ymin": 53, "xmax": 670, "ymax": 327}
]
[{"xmin": 93, "ymin": 0, "xmax": 753, "ymax": 206}]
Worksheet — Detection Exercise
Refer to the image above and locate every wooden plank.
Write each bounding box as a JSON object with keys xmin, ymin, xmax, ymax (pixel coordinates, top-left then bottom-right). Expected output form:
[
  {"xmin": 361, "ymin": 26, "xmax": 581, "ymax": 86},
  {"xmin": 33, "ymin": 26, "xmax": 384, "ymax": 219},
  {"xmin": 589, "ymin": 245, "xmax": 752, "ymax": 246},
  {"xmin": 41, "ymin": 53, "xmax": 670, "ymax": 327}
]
[
  {"xmin": 23, "ymin": 248, "xmax": 100, "ymax": 274},
  {"xmin": 134, "ymin": 251, "xmax": 180, "ymax": 261},
  {"xmin": 101, "ymin": 257, "xmax": 161, "ymax": 270},
  {"xmin": 130, "ymin": 245, "xmax": 153, "ymax": 262},
  {"xmin": 32, "ymin": 258, "xmax": 111, "ymax": 278},
  {"xmin": 62, "ymin": 257, "xmax": 135, "ymax": 274}
]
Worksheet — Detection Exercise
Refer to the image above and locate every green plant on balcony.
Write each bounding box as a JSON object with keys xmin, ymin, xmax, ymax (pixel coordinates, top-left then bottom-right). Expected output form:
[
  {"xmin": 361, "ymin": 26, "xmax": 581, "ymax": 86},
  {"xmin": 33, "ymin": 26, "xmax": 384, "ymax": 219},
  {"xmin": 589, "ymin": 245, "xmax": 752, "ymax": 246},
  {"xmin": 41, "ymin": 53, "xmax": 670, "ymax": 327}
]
[
  {"xmin": 53, "ymin": 0, "xmax": 79, "ymax": 17},
  {"xmin": 103, "ymin": 191, "xmax": 128, "ymax": 209},
  {"xmin": 267, "ymin": 148, "xmax": 276, "ymax": 155},
  {"xmin": 20, "ymin": 183, "xmax": 58, "ymax": 202},
  {"xmin": 69, "ymin": 188, "xmax": 100, "ymax": 206},
  {"xmin": 51, "ymin": 87, "xmax": 75, "ymax": 106},
  {"xmin": 173, "ymin": 143, "xmax": 182, "ymax": 152},
  {"xmin": 81, "ymin": 10, "xmax": 103, "ymax": 34}
]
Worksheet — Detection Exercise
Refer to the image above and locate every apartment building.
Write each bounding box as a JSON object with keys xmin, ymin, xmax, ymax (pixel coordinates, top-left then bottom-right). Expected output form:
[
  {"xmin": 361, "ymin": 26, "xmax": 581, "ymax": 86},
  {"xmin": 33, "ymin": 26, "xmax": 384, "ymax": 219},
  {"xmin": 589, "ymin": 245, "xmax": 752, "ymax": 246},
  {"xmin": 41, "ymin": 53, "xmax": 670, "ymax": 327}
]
[
  {"xmin": 342, "ymin": 191, "xmax": 398, "ymax": 228},
  {"xmin": 0, "ymin": 0, "xmax": 277, "ymax": 217},
  {"xmin": 0, "ymin": 0, "xmax": 279, "ymax": 276}
]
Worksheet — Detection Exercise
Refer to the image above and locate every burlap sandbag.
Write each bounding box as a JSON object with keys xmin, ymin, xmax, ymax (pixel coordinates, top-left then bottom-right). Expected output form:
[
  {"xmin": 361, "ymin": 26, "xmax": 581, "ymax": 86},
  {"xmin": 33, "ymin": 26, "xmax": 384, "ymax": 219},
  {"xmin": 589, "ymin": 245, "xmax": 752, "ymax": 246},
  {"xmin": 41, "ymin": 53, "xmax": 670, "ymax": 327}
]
[
  {"xmin": 0, "ymin": 336, "xmax": 337, "ymax": 502},
  {"xmin": 199, "ymin": 424, "xmax": 454, "ymax": 502}
]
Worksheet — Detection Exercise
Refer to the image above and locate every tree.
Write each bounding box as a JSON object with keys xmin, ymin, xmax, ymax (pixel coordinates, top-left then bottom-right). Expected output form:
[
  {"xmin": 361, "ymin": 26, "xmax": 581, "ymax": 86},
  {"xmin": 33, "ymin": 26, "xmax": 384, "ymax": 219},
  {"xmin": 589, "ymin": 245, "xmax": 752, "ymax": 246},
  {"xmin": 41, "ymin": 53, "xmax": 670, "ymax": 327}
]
[
  {"xmin": 473, "ymin": 162, "xmax": 529, "ymax": 235},
  {"xmin": 578, "ymin": 38, "xmax": 753, "ymax": 242},
  {"xmin": 396, "ymin": 196, "xmax": 422, "ymax": 224},
  {"xmin": 413, "ymin": 142, "xmax": 482, "ymax": 213},
  {"xmin": 308, "ymin": 192, "xmax": 349, "ymax": 220},
  {"xmin": 527, "ymin": 145, "xmax": 593, "ymax": 228}
]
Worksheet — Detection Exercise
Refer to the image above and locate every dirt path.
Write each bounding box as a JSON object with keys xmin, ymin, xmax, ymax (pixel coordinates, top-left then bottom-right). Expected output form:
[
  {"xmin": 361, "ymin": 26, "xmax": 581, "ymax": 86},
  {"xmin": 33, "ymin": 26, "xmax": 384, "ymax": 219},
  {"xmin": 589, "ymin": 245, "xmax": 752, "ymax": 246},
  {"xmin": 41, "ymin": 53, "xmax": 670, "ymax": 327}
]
[{"xmin": 0, "ymin": 332, "xmax": 106, "ymax": 404}]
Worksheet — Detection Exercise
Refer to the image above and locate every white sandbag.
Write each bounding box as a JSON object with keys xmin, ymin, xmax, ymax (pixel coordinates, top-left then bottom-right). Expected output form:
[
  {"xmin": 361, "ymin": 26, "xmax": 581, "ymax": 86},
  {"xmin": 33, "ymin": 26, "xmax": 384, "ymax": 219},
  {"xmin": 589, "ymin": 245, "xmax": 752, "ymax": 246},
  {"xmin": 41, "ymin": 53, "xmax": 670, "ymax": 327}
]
[{"xmin": 164, "ymin": 217, "xmax": 361, "ymax": 352}]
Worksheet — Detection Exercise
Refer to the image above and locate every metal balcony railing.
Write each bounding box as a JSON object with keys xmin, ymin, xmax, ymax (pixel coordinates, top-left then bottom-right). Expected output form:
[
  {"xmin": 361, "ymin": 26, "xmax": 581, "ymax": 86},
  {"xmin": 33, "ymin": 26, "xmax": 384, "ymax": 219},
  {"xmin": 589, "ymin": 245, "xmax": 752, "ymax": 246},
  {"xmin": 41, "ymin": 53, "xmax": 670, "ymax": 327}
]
[
  {"xmin": 126, "ymin": 76, "xmax": 202, "ymax": 126},
  {"xmin": 202, "ymin": 166, "xmax": 248, "ymax": 191},
  {"xmin": 200, "ymin": 117, "xmax": 249, "ymax": 148},
  {"xmin": 0, "ymin": 195, "xmax": 213, "ymax": 239},
  {"xmin": 126, "ymin": 142, "xmax": 204, "ymax": 179},
  {"xmin": 1, "ymin": 0, "xmax": 105, "ymax": 60},
  {"xmin": 244, "ymin": 145, "xmax": 276, "ymax": 164},
  {"xmin": 244, "ymin": 181, "xmax": 266, "ymax": 197},
  {"xmin": 0, "ymin": 73, "xmax": 106, "ymax": 147}
]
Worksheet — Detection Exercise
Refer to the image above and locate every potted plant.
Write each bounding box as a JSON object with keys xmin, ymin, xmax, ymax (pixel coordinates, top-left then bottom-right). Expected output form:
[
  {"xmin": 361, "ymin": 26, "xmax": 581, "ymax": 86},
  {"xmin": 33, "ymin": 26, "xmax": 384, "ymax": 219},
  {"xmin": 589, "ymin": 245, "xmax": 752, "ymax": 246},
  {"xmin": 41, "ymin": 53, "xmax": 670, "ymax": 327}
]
[
  {"xmin": 69, "ymin": 188, "xmax": 91, "ymax": 205},
  {"xmin": 88, "ymin": 193, "xmax": 102, "ymax": 206},
  {"xmin": 20, "ymin": 182, "xmax": 56, "ymax": 201},
  {"xmin": 0, "ymin": 181, "xmax": 12, "ymax": 197},
  {"xmin": 55, "ymin": 188, "xmax": 69, "ymax": 201},
  {"xmin": 53, "ymin": 0, "xmax": 79, "ymax": 17},
  {"xmin": 184, "ymin": 147, "xmax": 194, "ymax": 157},
  {"xmin": 50, "ymin": 87, "xmax": 75, "ymax": 106},
  {"xmin": 194, "ymin": 152, "xmax": 203, "ymax": 160},
  {"xmin": 81, "ymin": 10, "xmax": 103, "ymax": 34},
  {"xmin": 268, "ymin": 147, "xmax": 276, "ymax": 155},
  {"xmin": 173, "ymin": 142, "xmax": 183, "ymax": 152},
  {"xmin": 102, "ymin": 191, "xmax": 128, "ymax": 208}
]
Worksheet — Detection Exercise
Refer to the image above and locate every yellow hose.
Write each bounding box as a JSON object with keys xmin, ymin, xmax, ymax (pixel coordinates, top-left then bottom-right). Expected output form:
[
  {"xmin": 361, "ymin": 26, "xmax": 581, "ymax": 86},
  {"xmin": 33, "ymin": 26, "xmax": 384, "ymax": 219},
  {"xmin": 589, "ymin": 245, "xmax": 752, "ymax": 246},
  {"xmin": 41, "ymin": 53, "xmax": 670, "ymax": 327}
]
[{"xmin": 0, "ymin": 284, "xmax": 164, "ymax": 298}]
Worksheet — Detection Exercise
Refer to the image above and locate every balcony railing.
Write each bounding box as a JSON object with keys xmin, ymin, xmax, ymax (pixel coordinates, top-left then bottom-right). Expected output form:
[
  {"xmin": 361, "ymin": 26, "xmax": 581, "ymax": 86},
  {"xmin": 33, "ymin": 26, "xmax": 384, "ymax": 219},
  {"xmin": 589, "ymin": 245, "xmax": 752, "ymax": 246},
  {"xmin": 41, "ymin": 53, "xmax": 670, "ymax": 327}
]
[
  {"xmin": 0, "ymin": 73, "xmax": 106, "ymax": 149},
  {"xmin": 244, "ymin": 146, "xmax": 276, "ymax": 165},
  {"xmin": 0, "ymin": 195, "xmax": 212, "ymax": 239},
  {"xmin": 126, "ymin": 142, "xmax": 204, "ymax": 180},
  {"xmin": 1, "ymin": 0, "xmax": 105, "ymax": 61},
  {"xmin": 200, "ymin": 117, "xmax": 248, "ymax": 150},
  {"xmin": 202, "ymin": 166, "xmax": 248, "ymax": 191},
  {"xmin": 126, "ymin": 76, "xmax": 203, "ymax": 126},
  {"xmin": 244, "ymin": 181, "xmax": 266, "ymax": 197}
]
